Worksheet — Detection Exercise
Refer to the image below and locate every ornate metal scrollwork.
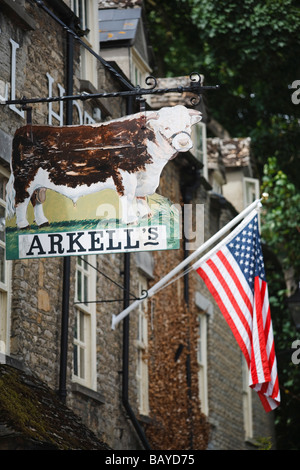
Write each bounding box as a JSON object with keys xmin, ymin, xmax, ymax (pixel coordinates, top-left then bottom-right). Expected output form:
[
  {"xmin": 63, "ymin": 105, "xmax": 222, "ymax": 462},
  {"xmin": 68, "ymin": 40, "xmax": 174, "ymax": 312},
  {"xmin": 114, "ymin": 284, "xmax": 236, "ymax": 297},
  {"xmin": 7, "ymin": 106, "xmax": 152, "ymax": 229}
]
[
  {"xmin": 189, "ymin": 72, "xmax": 202, "ymax": 84},
  {"xmin": 2, "ymin": 72, "xmax": 219, "ymax": 109},
  {"xmin": 139, "ymin": 289, "xmax": 149, "ymax": 300},
  {"xmin": 189, "ymin": 72, "xmax": 203, "ymax": 106},
  {"xmin": 144, "ymin": 75, "xmax": 158, "ymax": 90}
]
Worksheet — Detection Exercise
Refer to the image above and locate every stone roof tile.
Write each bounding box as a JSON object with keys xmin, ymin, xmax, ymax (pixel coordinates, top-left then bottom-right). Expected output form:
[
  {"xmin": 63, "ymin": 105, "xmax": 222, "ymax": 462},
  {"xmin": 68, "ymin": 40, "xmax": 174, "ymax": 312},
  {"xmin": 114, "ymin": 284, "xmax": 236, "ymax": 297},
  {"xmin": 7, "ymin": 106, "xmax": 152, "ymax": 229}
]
[{"xmin": 0, "ymin": 365, "xmax": 111, "ymax": 450}]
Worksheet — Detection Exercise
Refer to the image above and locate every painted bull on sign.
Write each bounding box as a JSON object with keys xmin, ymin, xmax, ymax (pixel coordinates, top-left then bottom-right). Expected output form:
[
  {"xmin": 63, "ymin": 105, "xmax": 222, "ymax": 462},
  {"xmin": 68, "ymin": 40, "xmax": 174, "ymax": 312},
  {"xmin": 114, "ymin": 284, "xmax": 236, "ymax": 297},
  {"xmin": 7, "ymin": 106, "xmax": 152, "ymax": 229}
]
[{"xmin": 6, "ymin": 105, "xmax": 201, "ymax": 228}]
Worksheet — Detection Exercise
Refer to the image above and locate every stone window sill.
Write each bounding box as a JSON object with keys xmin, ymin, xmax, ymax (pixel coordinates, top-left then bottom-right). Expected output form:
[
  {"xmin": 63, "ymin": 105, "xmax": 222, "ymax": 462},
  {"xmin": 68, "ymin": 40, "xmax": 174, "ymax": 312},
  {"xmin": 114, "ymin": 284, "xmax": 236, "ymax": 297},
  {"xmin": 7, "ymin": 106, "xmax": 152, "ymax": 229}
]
[
  {"xmin": 79, "ymin": 79, "xmax": 112, "ymax": 119},
  {"xmin": 1, "ymin": 0, "xmax": 36, "ymax": 31},
  {"xmin": 71, "ymin": 382, "xmax": 105, "ymax": 405},
  {"xmin": 138, "ymin": 414, "xmax": 152, "ymax": 425}
]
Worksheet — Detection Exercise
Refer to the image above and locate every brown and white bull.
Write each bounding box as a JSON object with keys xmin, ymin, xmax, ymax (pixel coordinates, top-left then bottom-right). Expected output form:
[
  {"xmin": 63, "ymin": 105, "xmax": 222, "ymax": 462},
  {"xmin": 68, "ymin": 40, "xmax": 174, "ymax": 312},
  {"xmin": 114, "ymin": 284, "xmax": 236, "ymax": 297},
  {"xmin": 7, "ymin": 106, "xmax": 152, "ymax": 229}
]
[{"xmin": 6, "ymin": 105, "xmax": 201, "ymax": 228}]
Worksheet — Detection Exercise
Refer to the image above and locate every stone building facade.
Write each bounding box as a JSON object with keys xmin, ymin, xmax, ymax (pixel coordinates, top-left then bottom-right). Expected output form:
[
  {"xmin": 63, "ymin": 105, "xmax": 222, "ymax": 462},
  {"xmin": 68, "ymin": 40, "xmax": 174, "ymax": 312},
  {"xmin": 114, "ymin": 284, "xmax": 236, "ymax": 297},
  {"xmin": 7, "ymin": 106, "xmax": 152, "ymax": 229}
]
[{"xmin": 0, "ymin": 0, "xmax": 276, "ymax": 450}]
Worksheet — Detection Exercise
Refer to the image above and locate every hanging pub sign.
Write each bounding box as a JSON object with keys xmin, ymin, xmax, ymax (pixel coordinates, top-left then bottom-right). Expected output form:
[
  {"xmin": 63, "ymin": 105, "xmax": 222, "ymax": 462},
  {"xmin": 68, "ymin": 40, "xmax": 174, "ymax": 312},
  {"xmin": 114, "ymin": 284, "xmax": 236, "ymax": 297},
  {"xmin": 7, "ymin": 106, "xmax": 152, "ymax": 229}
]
[{"xmin": 5, "ymin": 105, "xmax": 201, "ymax": 259}]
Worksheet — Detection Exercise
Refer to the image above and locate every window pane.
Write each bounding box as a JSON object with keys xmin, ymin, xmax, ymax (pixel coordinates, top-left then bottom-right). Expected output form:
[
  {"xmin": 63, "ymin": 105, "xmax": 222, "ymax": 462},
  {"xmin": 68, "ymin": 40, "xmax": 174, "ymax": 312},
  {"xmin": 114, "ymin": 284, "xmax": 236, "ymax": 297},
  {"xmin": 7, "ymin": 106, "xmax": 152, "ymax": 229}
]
[
  {"xmin": 197, "ymin": 320, "xmax": 202, "ymax": 363},
  {"xmin": 73, "ymin": 344, "xmax": 78, "ymax": 376},
  {"xmin": 197, "ymin": 345, "xmax": 202, "ymax": 364},
  {"xmin": 0, "ymin": 205, "xmax": 5, "ymax": 242},
  {"xmin": 137, "ymin": 313, "xmax": 142, "ymax": 341},
  {"xmin": 0, "ymin": 173, "xmax": 7, "ymax": 201},
  {"xmin": 84, "ymin": 274, "xmax": 88, "ymax": 305},
  {"xmin": 79, "ymin": 311, "xmax": 84, "ymax": 342},
  {"xmin": 80, "ymin": 347, "xmax": 85, "ymax": 379},
  {"xmin": 0, "ymin": 246, "xmax": 5, "ymax": 284},
  {"xmin": 77, "ymin": 271, "xmax": 82, "ymax": 302},
  {"xmin": 83, "ymin": 255, "xmax": 88, "ymax": 271},
  {"xmin": 74, "ymin": 313, "xmax": 78, "ymax": 340},
  {"xmin": 72, "ymin": 0, "xmax": 78, "ymax": 16}
]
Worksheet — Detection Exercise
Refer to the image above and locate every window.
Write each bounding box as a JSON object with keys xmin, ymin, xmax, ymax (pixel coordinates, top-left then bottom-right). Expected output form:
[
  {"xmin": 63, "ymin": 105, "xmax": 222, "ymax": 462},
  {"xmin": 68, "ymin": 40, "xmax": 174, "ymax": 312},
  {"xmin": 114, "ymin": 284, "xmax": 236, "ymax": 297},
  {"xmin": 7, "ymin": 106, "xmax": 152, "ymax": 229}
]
[
  {"xmin": 70, "ymin": 0, "xmax": 99, "ymax": 88},
  {"xmin": 136, "ymin": 275, "xmax": 149, "ymax": 416},
  {"xmin": 197, "ymin": 313, "xmax": 209, "ymax": 415},
  {"xmin": 71, "ymin": 0, "xmax": 88, "ymax": 31},
  {"xmin": 130, "ymin": 49, "xmax": 147, "ymax": 86},
  {"xmin": 73, "ymin": 255, "xmax": 96, "ymax": 389},
  {"xmin": 243, "ymin": 177, "xmax": 260, "ymax": 208},
  {"xmin": 242, "ymin": 356, "xmax": 253, "ymax": 440},
  {"xmin": 130, "ymin": 48, "xmax": 152, "ymax": 105},
  {"xmin": 0, "ymin": 165, "xmax": 11, "ymax": 354},
  {"xmin": 191, "ymin": 122, "xmax": 208, "ymax": 179}
]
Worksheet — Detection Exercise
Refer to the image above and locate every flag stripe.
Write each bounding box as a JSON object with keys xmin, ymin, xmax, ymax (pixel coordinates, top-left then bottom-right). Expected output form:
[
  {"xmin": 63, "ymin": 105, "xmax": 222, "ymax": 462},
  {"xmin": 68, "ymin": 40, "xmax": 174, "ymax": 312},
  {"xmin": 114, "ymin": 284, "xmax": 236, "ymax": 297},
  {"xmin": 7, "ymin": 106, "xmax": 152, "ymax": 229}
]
[
  {"xmin": 197, "ymin": 262, "xmax": 252, "ymax": 366},
  {"xmin": 258, "ymin": 287, "xmax": 280, "ymax": 402},
  {"xmin": 217, "ymin": 250, "xmax": 253, "ymax": 316},
  {"xmin": 198, "ymin": 251, "xmax": 259, "ymax": 384},
  {"xmin": 215, "ymin": 250, "xmax": 261, "ymax": 385},
  {"xmin": 211, "ymin": 249, "xmax": 254, "ymax": 332},
  {"xmin": 253, "ymin": 279, "xmax": 270, "ymax": 383},
  {"xmin": 259, "ymin": 280, "xmax": 272, "ymax": 380},
  {"xmin": 194, "ymin": 210, "xmax": 280, "ymax": 412},
  {"xmin": 206, "ymin": 256, "xmax": 252, "ymax": 341}
]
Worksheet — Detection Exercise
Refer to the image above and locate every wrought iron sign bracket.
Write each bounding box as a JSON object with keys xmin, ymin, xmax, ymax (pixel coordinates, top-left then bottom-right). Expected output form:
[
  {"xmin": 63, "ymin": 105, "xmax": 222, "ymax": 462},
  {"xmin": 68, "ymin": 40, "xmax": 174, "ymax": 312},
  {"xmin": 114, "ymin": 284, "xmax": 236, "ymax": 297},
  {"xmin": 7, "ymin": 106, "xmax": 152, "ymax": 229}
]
[
  {"xmin": 0, "ymin": 0, "xmax": 219, "ymax": 119},
  {"xmin": 73, "ymin": 256, "xmax": 148, "ymax": 305},
  {"xmin": 1, "ymin": 72, "xmax": 219, "ymax": 110}
]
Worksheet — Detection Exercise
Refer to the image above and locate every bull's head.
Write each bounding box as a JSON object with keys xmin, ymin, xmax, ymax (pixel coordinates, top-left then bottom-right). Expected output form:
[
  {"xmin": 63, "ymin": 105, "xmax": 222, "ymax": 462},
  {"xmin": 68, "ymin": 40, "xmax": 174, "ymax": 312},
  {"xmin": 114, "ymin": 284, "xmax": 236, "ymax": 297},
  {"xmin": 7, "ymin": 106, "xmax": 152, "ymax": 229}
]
[{"xmin": 146, "ymin": 105, "xmax": 202, "ymax": 154}]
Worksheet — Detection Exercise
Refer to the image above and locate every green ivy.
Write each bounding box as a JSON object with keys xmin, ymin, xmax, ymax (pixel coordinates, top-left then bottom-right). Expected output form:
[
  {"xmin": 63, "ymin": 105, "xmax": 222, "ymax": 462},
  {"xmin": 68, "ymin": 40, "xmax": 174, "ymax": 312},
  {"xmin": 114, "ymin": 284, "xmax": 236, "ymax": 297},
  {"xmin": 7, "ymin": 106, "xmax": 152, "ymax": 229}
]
[
  {"xmin": 261, "ymin": 156, "xmax": 300, "ymax": 277},
  {"xmin": 144, "ymin": 0, "xmax": 300, "ymax": 189}
]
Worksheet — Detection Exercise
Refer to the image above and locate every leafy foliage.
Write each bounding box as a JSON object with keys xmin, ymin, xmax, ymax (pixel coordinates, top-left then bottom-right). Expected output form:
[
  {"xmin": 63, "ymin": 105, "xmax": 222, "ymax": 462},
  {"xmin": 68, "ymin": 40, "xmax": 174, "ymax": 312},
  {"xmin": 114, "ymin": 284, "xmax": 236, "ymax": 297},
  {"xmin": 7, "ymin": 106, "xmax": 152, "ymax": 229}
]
[
  {"xmin": 261, "ymin": 157, "xmax": 300, "ymax": 277},
  {"xmin": 145, "ymin": 0, "xmax": 300, "ymax": 186},
  {"xmin": 144, "ymin": 0, "xmax": 300, "ymax": 450},
  {"xmin": 260, "ymin": 159, "xmax": 300, "ymax": 450}
]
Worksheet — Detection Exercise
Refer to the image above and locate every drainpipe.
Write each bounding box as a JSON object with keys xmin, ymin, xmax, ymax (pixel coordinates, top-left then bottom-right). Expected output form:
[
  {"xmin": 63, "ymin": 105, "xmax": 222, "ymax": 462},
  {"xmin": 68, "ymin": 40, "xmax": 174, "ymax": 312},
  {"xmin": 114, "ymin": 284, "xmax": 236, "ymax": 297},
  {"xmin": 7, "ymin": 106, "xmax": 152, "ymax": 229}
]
[
  {"xmin": 122, "ymin": 253, "xmax": 151, "ymax": 449},
  {"xmin": 121, "ymin": 97, "xmax": 151, "ymax": 450},
  {"xmin": 181, "ymin": 167, "xmax": 201, "ymax": 304},
  {"xmin": 58, "ymin": 25, "xmax": 74, "ymax": 403},
  {"xmin": 181, "ymin": 167, "xmax": 201, "ymax": 449}
]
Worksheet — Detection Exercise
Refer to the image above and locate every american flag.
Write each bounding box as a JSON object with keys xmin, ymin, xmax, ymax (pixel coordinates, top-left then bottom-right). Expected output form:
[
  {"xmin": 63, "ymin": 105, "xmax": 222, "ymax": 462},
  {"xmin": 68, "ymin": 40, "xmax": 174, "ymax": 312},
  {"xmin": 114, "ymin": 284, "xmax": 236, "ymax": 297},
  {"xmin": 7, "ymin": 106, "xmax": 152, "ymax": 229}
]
[{"xmin": 193, "ymin": 210, "xmax": 280, "ymax": 412}]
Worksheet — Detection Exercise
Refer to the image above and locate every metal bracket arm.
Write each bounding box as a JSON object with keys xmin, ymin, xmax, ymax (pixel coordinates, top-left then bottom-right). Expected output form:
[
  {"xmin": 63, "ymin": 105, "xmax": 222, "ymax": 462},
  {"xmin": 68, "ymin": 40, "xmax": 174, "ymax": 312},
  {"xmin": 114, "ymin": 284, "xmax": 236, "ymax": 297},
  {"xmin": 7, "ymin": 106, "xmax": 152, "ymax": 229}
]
[{"xmin": 0, "ymin": 73, "xmax": 219, "ymax": 107}]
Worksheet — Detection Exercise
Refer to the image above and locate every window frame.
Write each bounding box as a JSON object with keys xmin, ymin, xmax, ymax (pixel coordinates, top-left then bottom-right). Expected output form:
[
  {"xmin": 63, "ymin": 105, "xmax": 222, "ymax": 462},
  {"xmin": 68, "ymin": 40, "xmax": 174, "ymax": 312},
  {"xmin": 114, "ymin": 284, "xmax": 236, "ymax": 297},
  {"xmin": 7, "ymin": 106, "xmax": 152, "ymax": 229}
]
[
  {"xmin": 0, "ymin": 165, "xmax": 11, "ymax": 355},
  {"xmin": 135, "ymin": 274, "xmax": 150, "ymax": 416},
  {"xmin": 197, "ymin": 312, "xmax": 209, "ymax": 415},
  {"xmin": 130, "ymin": 48, "xmax": 152, "ymax": 105},
  {"xmin": 191, "ymin": 122, "xmax": 208, "ymax": 179},
  {"xmin": 70, "ymin": 0, "xmax": 99, "ymax": 88},
  {"xmin": 243, "ymin": 177, "xmax": 260, "ymax": 208},
  {"xmin": 73, "ymin": 255, "xmax": 97, "ymax": 390},
  {"xmin": 242, "ymin": 356, "xmax": 253, "ymax": 440}
]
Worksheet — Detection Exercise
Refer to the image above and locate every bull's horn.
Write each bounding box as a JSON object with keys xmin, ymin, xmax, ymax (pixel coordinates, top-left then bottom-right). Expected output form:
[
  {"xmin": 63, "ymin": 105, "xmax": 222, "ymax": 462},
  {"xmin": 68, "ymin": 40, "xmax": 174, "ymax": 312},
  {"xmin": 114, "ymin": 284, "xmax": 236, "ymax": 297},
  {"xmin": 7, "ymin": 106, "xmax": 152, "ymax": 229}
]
[
  {"xmin": 189, "ymin": 109, "xmax": 202, "ymax": 116},
  {"xmin": 189, "ymin": 109, "xmax": 202, "ymax": 124},
  {"xmin": 146, "ymin": 112, "xmax": 159, "ymax": 121}
]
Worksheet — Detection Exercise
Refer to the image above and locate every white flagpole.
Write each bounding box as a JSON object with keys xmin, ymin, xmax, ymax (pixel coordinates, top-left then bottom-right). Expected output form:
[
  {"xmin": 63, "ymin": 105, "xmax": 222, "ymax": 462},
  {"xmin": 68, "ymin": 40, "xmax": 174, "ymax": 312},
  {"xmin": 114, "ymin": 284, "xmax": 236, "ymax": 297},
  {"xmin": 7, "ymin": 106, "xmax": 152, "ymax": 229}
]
[{"xmin": 111, "ymin": 196, "xmax": 266, "ymax": 329}]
